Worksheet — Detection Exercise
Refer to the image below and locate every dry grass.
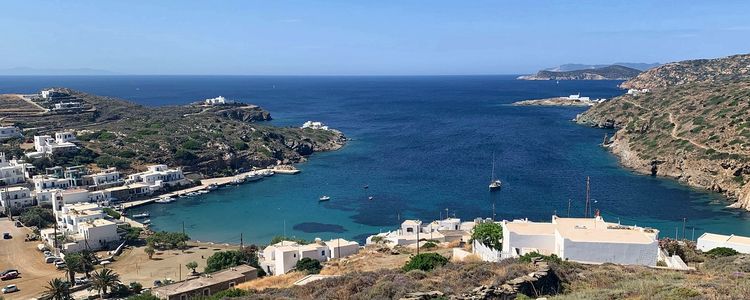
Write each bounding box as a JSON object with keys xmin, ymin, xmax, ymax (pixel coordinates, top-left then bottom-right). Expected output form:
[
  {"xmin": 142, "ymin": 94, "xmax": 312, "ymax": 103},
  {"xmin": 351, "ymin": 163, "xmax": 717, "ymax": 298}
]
[{"xmin": 237, "ymin": 272, "xmax": 306, "ymax": 291}]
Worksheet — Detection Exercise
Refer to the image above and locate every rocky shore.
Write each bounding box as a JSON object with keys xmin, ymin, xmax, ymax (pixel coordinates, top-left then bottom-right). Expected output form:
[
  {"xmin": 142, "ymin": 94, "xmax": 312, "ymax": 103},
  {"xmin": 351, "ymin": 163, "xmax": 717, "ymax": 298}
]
[{"xmin": 576, "ymin": 54, "xmax": 750, "ymax": 210}]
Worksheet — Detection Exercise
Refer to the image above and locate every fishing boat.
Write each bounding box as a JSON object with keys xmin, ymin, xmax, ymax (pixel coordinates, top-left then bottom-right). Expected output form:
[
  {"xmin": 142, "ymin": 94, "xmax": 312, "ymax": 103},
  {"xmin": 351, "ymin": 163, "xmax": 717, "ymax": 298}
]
[
  {"xmin": 197, "ymin": 190, "xmax": 209, "ymax": 194},
  {"xmin": 142, "ymin": 219, "xmax": 151, "ymax": 224},
  {"xmin": 155, "ymin": 196, "xmax": 174, "ymax": 204},
  {"xmin": 245, "ymin": 173, "xmax": 263, "ymax": 182},
  {"xmin": 319, "ymin": 195, "xmax": 331, "ymax": 201},
  {"xmin": 186, "ymin": 192, "xmax": 199, "ymax": 197},
  {"xmin": 132, "ymin": 212, "xmax": 150, "ymax": 218},
  {"xmin": 207, "ymin": 184, "xmax": 219, "ymax": 191},
  {"xmin": 363, "ymin": 184, "xmax": 369, "ymax": 189},
  {"xmin": 368, "ymin": 196, "xmax": 374, "ymax": 200},
  {"xmin": 489, "ymin": 153, "xmax": 502, "ymax": 191}
]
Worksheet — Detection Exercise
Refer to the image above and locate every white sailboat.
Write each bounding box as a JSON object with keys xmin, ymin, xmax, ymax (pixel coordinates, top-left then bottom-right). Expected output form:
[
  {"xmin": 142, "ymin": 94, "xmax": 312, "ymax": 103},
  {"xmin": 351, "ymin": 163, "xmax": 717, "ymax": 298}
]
[{"xmin": 489, "ymin": 153, "xmax": 502, "ymax": 191}]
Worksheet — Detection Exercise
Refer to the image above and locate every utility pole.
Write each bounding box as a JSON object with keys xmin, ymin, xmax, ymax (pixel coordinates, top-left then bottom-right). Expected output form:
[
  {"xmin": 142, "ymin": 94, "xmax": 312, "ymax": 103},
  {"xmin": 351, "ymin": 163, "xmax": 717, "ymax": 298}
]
[
  {"xmin": 585, "ymin": 177, "xmax": 591, "ymax": 218},
  {"xmin": 416, "ymin": 225, "xmax": 420, "ymax": 255},
  {"xmin": 179, "ymin": 264, "xmax": 182, "ymax": 281},
  {"xmin": 682, "ymin": 218, "xmax": 687, "ymax": 240},
  {"xmin": 692, "ymin": 228, "xmax": 695, "ymax": 241},
  {"xmin": 567, "ymin": 199, "xmax": 571, "ymax": 217},
  {"xmin": 240, "ymin": 233, "xmax": 244, "ymax": 250},
  {"xmin": 675, "ymin": 227, "xmax": 678, "ymax": 240},
  {"xmin": 182, "ymin": 221, "xmax": 185, "ymax": 236}
]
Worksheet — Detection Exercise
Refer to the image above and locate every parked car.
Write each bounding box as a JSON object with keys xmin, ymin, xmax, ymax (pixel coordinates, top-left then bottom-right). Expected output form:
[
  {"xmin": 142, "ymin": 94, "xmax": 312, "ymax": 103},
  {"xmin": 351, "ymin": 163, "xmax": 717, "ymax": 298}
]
[
  {"xmin": 45, "ymin": 256, "xmax": 59, "ymax": 263},
  {"xmin": 2, "ymin": 233, "xmax": 10, "ymax": 239},
  {"xmin": 14, "ymin": 221, "xmax": 21, "ymax": 227},
  {"xmin": 55, "ymin": 262, "xmax": 66, "ymax": 270},
  {"xmin": 37, "ymin": 244, "xmax": 49, "ymax": 251},
  {"xmin": 0, "ymin": 270, "xmax": 18, "ymax": 276},
  {"xmin": 1, "ymin": 284, "xmax": 18, "ymax": 294},
  {"xmin": 0, "ymin": 272, "xmax": 18, "ymax": 281},
  {"xmin": 74, "ymin": 277, "xmax": 90, "ymax": 285}
]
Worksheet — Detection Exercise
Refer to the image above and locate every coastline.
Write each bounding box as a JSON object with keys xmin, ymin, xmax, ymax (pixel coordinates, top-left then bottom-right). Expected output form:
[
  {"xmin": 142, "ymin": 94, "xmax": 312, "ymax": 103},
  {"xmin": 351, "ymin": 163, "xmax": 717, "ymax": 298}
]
[{"xmin": 512, "ymin": 97, "xmax": 598, "ymax": 107}]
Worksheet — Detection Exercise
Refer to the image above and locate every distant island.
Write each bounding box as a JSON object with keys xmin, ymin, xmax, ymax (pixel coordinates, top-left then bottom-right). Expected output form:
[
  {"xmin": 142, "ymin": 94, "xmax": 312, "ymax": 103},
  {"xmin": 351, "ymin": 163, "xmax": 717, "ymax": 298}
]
[
  {"xmin": 543, "ymin": 62, "xmax": 661, "ymax": 72},
  {"xmin": 575, "ymin": 53, "xmax": 750, "ymax": 210},
  {"xmin": 518, "ymin": 65, "xmax": 643, "ymax": 80}
]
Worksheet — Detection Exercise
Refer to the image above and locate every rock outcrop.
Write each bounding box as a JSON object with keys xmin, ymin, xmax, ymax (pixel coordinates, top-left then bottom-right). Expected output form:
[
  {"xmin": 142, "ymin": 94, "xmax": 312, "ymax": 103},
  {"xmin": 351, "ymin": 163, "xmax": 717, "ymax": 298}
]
[
  {"xmin": 577, "ymin": 53, "xmax": 750, "ymax": 209},
  {"xmin": 518, "ymin": 65, "xmax": 642, "ymax": 80}
]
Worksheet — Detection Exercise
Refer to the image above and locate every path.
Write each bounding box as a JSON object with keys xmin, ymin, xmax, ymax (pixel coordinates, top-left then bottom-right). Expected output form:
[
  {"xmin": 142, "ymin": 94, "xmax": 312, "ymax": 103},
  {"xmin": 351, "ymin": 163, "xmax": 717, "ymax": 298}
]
[{"xmin": 668, "ymin": 112, "xmax": 709, "ymax": 150}]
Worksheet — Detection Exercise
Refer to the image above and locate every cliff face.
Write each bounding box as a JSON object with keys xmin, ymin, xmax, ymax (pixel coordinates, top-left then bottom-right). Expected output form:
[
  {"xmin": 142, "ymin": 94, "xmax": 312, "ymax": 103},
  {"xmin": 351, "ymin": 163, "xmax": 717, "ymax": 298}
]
[
  {"xmin": 518, "ymin": 65, "xmax": 641, "ymax": 80},
  {"xmin": 577, "ymin": 54, "xmax": 750, "ymax": 209}
]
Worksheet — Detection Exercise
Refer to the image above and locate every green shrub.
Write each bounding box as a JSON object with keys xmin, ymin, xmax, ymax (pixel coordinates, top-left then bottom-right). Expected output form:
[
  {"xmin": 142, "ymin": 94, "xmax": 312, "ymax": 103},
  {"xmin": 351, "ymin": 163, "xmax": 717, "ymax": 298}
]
[
  {"xmin": 19, "ymin": 207, "xmax": 55, "ymax": 228},
  {"xmin": 402, "ymin": 253, "xmax": 448, "ymax": 272},
  {"xmin": 519, "ymin": 252, "xmax": 562, "ymax": 264},
  {"xmin": 145, "ymin": 231, "xmax": 189, "ymax": 250},
  {"xmin": 422, "ymin": 242, "xmax": 438, "ymax": 249},
  {"xmin": 103, "ymin": 207, "xmax": 121, "ymax": 219},
  {"xmin": 295, "ymin": 257, "xmax": 323, "ymax": 274},
  {"xmin": 470, "ymin": 222, "xmax": 503, "ymax": 250},
  {"xmin": 705, "ymin": 247, "xmax": 739, "ymax": 257}
]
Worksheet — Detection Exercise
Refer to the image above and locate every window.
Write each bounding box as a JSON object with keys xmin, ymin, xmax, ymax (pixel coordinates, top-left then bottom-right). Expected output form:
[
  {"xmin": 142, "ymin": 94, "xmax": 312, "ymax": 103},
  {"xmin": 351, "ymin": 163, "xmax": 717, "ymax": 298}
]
[
  {"xmin": 321, "ymin": 250, "xmax": 326, "ymax": 256},
  {"xmin": 229, "ymin": 282, "xmax": 235, "ymax": 288},
  {"xmin": 406, "ymin": 228, "xmax": 413, "ymax": 233},
  {"xmin": 180, "ymin": 295, "xmax": 187, "ymax": 300},
  {"xmin": 203, "ymin": 288, "xmax": 210, "ymax": 296}
]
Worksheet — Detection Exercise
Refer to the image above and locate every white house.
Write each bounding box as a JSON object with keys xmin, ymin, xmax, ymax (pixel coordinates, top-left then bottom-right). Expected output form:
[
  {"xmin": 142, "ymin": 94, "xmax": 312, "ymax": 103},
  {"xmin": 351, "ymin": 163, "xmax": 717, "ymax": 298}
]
[
  {"xmin": 51, "ymin": 189, "xmax": 111, "ymax": 212},
  {"xmin": 34, "ymin": 188, "xmax": 61, "ymax": 204},
  {"xmin": 259, "ymin": 238, "xmax": 360, "ymax": 276},
  {"xmin": 0, "ymin": 153, "xmax": 31, "ymax": 186},
  {"xmin": 0, "ymin": 126, "xmax": 22, "ymax": 141},
  {"xmin": 301, "ymin": 121, "xmax": 330, "ymax": 131},
  {"xmin": 366, "ymin": 218, "xmax": 475, "ymax": 247},
  {"xmin": 42, "ymin": 202, "xmax": 119, "ymax": 253},
  {"xmin": 127, "ymin": 165, "xmax": 188, "ymax": 191},
  {"xmin": 52, "ymin": 102, "xmax": 84, "ymax": 111},
  {"xmin": 27, "ymin": 132, "xmax": 78, "ymax": 158},
  {"xmin": 204, "ymin": 96, "xmax": 234, "ymax": 105},
  {"xmin": 32, "ymin": 175, "xmax": 73, "ymax": 191},
  {"xmin": 496, "ymin": 215, "xmax": 659, "ymax": 266},
  {"xmin": 82, "ymin": 167, "xmax": 123, "ymax": 189},
  {"xmin": 0, "ymin": 186, "xmax": 34, "ymax": 209},
  {"xmin": 697, "ymin": 233, "xmax": 750, "ymax": 254}
]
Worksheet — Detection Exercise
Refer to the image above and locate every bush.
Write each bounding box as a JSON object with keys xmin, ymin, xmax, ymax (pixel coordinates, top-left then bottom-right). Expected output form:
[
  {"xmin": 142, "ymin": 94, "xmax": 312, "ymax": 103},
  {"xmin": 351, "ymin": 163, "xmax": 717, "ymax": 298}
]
[
  {"xmin": 210, "ymin": 288, "xmax": 249, "ymax": 299},
  {"xmin": 519, "ymin": 252, "xmax": 562, "ymax": 264},
  {"xmin": 95, "ymin": 154, "xmax": 130, "ymax": 169},
  {"xmin": 471, "ymin": 222, "xmax": 503, "ymax": 250},
  {"xmin": 295, "ymin": 258, "xmax": 323, "ymax": 274},
  {"xmin": 127, "ymin": 293, "xmax": 160, "ymax": 300},
  {"xmin": 422, "ymin": 242, "xmax": 438, "ymax": 249},
  {"xmin": 204, "ymin": 251, "xmax": 248, "ymax": 273},
  {"xmin": 402, "ymin": 253, "xmax": 448, "ymax": 272},
  {"xmin": 705, "ymin": 247, "xmax": 739, "ymax": 257}
]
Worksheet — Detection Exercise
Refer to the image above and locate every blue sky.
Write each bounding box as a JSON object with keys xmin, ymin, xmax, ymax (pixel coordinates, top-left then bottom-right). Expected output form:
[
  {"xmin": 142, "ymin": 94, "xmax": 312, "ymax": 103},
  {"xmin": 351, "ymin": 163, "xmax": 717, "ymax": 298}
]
[{"xmin": 2, "ymin": 0, "xmax": 750, "ymax": 75}]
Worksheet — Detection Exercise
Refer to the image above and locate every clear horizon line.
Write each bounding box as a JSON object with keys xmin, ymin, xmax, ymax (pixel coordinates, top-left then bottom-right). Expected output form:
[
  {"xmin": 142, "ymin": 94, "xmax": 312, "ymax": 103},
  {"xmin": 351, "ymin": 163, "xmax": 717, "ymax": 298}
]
[{"xmin": 0, "ymin": 73, "xmax": 529, "ymax": 77}]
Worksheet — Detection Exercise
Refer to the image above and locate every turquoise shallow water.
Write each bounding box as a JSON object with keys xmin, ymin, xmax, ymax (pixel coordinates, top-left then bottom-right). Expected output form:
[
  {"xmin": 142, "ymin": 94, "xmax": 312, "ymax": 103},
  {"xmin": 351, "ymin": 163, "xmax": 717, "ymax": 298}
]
[{"xmin": 3, "ymin": 75, "xmax": 750, "ymax": 244}]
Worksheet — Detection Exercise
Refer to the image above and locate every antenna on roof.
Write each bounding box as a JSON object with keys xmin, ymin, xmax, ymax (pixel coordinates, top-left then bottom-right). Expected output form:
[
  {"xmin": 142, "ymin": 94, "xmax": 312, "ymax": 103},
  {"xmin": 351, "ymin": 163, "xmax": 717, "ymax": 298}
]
[{"xmin": 584, "ymin": 177, "xmax": 591, "ymax": 218}]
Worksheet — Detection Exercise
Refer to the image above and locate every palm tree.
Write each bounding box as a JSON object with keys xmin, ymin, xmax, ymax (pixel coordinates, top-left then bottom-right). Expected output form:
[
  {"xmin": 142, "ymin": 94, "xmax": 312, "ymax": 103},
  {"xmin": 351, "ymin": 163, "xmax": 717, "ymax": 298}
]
[
  {"xmin": 79, "ymin": 250, "xmax": 96, "ymax": 277},
  {"xmin": 91, "ymin": 268, "xmax": 120, "ymax": 298},
  {"xmin": 63, "ymin": 253, "xmax": 83, "ymax": 283},
  {"xmin": 42, "ymin": 278, "xmax": 72, "ymax": 300}
]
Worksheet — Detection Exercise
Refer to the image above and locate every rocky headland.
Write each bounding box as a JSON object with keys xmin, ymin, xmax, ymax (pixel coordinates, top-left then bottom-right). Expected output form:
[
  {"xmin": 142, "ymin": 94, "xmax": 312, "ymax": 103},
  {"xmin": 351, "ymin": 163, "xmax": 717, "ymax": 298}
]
[
  {"xmin": 518, "ymin": 65, "xmax": 642, "ymax": 80},
  {"xmin": 512, "ymin": 97, "xmax": 597, "ymax": 107},
  {"xmin": 0, "ymin": 89, "xmax": 346, "ymax": 177},
  {"xmin": 576, "ymin": 54, "xmax": 750, "ymax": 210}
]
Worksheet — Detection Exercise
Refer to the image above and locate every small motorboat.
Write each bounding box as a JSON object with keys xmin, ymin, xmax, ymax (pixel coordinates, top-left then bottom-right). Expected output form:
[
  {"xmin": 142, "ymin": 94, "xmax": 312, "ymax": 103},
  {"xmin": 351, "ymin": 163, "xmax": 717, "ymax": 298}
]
[
  {"xmin": 368, "ymin": 196, "xmax": 374, "ymax": 200},
  {"xmin": 142, "ymin": 219, "xmax": 151, "ymax": 224},
  {"xmin": 186, "ymin": 192, "xmax": 198, "ymax": 197},
  {"xmin": 206, "ymin": 184, "xmax": 219, "ymax": 191},
  {"xmin": 155, "ymin": 198, "xmax": 174, "ymax": 204},
  {"xmin": 319, "ymin": 195, "xmax": 331, "ymax": 201},
  {"xmin": 197, "ymin": 190, "xmax": 209, "ymax": 194},
  {"xmin": 132, "ymin": 212, "xmax": 150, "ymax": 218},
  {"xmin": 363, "ymin": 184, "xmax": 369, "ymax": 189}
]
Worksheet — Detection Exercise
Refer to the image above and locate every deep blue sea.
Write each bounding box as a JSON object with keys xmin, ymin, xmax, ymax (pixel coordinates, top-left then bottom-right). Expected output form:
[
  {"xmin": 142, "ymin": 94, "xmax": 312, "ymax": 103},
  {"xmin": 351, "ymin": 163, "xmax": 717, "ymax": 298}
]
[{"xmin": 3, "ymin": 75, "xmax": 750, "ymax": 245}]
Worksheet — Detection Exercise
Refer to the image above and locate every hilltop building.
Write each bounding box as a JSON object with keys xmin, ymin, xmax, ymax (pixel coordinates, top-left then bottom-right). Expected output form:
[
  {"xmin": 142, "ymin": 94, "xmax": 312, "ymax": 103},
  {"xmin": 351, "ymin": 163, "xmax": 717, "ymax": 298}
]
[
  {"xmin": 0, "ymin": 126, "xmax": 22, "ymax": 141},
  {"xmin": 366, "ymin": 218, "xmax": 474, "ymax": 247},
  {"xmin": 204, "ymin": 96, "xmax": 235, "ymax": 105},
  {"xmin": 27, "ymin": 132, "xmax": 78, "ymax": 158},
  {"xmin": 259, "ymin": 238, "xmax": 360, "ymax": 276},
  {"xmin": 301, "ymin": 121, "xmax": 330, "ymax": 130}
]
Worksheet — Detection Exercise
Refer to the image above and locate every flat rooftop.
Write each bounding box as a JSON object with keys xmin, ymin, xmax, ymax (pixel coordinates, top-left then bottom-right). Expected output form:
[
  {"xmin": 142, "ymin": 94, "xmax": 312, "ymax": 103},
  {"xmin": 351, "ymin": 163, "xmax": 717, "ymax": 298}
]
[
  {"xmin": 700, "ymin": 233, "xmax": 750, "ymax": 246},
  {"xmin": 504, "ymin": 216, "xmax": 658, "ymax": 244},
  {"xmin": 152, "ymin": 265, "xmax": 255, "ymax": 296}
]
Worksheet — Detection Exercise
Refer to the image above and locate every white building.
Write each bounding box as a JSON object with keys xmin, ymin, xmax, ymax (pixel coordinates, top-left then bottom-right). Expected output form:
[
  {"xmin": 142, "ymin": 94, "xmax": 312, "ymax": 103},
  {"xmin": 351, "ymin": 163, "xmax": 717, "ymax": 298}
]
[
  {"xmin": 301, "ymin": 121, "xmax": 330, "ymax": 131},
  {"xmin": 498, "ymin": 215, "xmax": 659, "ymax": 266},
  {"xmin": 27, "ymin": 132, "xmax": 78, "ymax": 158},
  {"xmin": 34, "ymin": 188, "xmax": 61, "ymax": 204},
  {"xmin": 32, "ymin": 175, "xmax": 73, "ymax": 191},
  {"xmin": 697, "ymin": 233, "xmax": 750, "ymax": 254},
  {"xmin": 259, "ymin": 238, "xmax": 360, "ymax": 276},
  {"xmin": 366, "ymin": 218, "xmax": 474, "ymax": 247},
  {"xmin": 50, "ymin": 189, "xmax": 110, "ymax": 212},
  {"xmin": 52, "ymin": 102, "xmax": 84, "ymax": 111},
  {"xmin": 0, "ymin": 153, "xmax": 31, "ymax": 186},
  {"xmin": 82, "ymin": 167, "xmax": 123, "ymax": 189},
  {"xmin": 0, "ymin": 186, "xmax": 34, "ymax": 209},
  {"xmin": 0, "ymin": 126, "xmax": 22, "ymax": 141},
  {"xmin": 42, "ymin": 202, "xmax": 119, "ymax": 253},
  {"xmin": 204, "ymin": 96, "xmax": 235, "ymax": 105},
  {"xmin": 127, "ymin": 165, "xmax": 188, "ymax": 191}
]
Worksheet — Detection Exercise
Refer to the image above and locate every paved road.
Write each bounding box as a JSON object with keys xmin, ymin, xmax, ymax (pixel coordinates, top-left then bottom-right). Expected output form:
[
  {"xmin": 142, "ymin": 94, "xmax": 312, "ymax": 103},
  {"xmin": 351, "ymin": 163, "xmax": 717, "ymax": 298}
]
[{"xmin": 0, "ymin": 218, "xmax": 65, "ymax": 299}]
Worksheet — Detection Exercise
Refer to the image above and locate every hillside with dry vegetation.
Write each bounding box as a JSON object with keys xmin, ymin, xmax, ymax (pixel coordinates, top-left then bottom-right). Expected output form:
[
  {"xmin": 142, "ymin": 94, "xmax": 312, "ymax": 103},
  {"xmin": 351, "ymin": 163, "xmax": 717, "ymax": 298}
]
[
  {"xmin": 577, "ymin": 54, "xmax": 750, "ymax": 209},
  {"xmin": 0, "ymin": 89, "xmax": 345, "ymax": 176}
]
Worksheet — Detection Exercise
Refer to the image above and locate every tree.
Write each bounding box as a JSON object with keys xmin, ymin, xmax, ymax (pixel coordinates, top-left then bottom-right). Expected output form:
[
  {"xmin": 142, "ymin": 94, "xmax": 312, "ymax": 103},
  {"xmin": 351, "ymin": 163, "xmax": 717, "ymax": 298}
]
[
  {"xmin": 402, "ymin": 253, "xmax": 448, "ymax": 272},
  {"xmin": 204, "ymin": 250, "xmax": 246, "ymax": 273},
  {"xmin": 146, "ymin": 231, "xmax": 190, "ymax": 250},
  {"xmin": 92, "ymin": 268, "xmax": 121, "ymax": 298},
  {"xmin": 42, "ymin": 278, "xmax": 72, "ymax": 300},
  {"xmin": 103, "ymin": 208, "xmax": 121, "ymax": 219},
  {"xmin": 210, "ymin": 288, "xmax": 249, "ymax": 298},
  {"xmin": 18, "ymin": 207, "xmax": 55, "ymax": 228},
  {"xmin": 126, "ymin": 294, "xmax": 160, "ymax": 300},
  {"xmin": 294, "ymin": 258, "xmax": 322, "ymax": 274},
  {"xmin": 470, "ymin": 222, "xmax": 503, "ymax": 250},
  {"xmin": 129, "ymin": 282, "xmax": 143, "ymax": 294},
  {"xmin": 186, "ymin": 261, "xmax": 198, "ymax": 274},
  {"xmin": 63, "ymin": 253, "xmax": 83, "ymax": 283},
  {"xmin": 79, "ymin": 250, "xmax": 96, "ymax": 277},
  {"xmin": 144, "ymin": 246, "xmax": 155, "ymax": 259}
]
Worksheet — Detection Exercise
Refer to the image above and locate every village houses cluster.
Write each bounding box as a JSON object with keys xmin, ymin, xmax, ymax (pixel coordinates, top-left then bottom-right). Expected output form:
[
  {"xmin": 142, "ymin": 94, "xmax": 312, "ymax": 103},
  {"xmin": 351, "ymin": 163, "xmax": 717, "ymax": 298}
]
[{"xmin": 1, "ymin": 129, "xmax": 188, "ymax": 254}]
